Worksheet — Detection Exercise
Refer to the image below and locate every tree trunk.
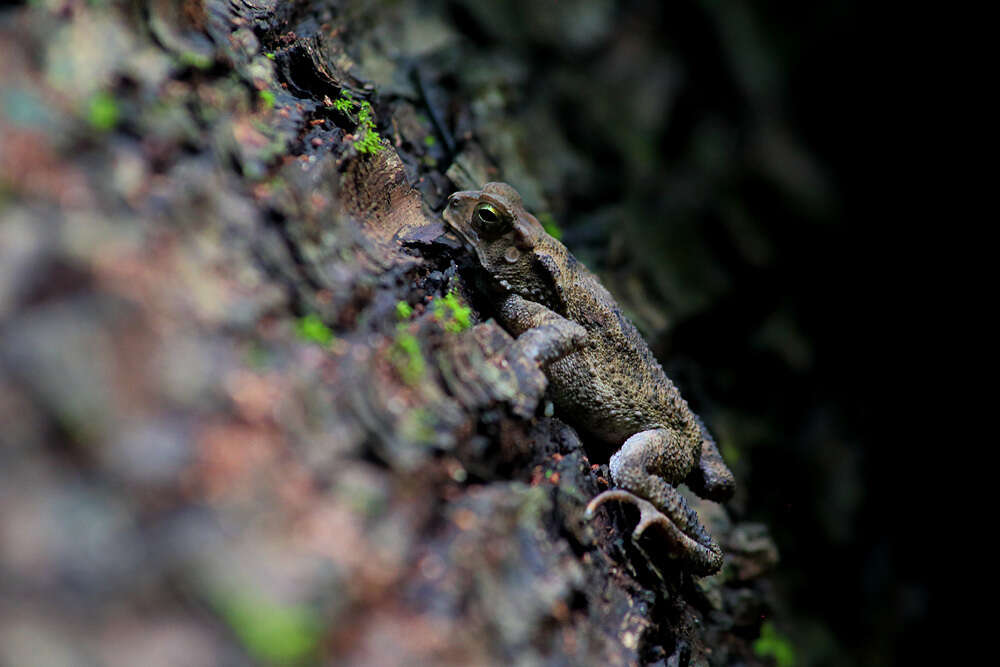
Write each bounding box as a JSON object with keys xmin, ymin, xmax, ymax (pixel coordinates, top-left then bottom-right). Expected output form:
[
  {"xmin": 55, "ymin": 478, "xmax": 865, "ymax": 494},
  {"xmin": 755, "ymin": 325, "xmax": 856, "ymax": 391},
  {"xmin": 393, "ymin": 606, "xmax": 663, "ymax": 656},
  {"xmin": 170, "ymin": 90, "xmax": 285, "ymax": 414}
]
[{"xmin": 0, "ymin": 2, "xmax": 778, "ymax": 665}]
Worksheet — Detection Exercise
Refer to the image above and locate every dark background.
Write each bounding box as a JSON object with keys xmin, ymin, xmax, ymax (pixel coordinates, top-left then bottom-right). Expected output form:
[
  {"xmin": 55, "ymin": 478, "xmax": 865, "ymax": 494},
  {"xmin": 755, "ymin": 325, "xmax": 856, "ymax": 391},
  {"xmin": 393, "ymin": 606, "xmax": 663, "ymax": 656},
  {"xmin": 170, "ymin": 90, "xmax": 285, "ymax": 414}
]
[{"xmin": 434, "ymin": 1, "xmax": 934, "ymax": 663}]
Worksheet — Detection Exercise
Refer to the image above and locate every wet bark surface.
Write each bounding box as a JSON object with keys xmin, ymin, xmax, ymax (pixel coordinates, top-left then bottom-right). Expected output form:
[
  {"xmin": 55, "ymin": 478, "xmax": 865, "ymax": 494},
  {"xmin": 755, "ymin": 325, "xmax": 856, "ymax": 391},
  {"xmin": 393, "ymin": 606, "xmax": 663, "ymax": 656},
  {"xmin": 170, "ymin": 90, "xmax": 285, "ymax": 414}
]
[{"xmin": 0, "ymin": 2, "xmax": 784, "ymax": 665}]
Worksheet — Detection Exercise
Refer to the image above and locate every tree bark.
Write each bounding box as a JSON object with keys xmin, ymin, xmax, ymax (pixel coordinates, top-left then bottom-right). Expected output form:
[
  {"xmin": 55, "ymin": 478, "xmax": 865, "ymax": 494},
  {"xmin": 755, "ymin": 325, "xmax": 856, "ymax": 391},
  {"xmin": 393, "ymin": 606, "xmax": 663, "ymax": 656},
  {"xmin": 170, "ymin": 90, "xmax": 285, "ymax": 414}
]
[{"xmin": 0, "ymin": 2, "xmax": 778, "ymax": 665}]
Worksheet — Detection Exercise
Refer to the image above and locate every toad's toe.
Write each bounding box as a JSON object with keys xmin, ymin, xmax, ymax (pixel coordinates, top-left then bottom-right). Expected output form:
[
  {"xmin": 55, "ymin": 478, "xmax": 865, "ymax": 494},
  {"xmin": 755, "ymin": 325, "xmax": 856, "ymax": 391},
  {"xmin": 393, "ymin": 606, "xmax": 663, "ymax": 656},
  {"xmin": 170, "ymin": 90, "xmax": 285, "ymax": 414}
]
[
  {"xmin": 587, "ymin": 489, "xmax": 679, "ymax": 539},
  {"xmin": 586, "ymin": 489, "xmax": 723, "ymax": 575}
]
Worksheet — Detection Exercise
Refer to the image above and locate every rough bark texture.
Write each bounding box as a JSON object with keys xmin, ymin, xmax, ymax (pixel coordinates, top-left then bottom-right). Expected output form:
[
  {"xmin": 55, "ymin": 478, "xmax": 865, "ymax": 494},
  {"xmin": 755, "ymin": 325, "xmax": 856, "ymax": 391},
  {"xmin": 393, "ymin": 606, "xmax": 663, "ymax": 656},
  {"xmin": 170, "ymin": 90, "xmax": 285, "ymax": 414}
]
[{"xmin": 1, "ymin": 2, "xmax": 780, "ymax": 665}]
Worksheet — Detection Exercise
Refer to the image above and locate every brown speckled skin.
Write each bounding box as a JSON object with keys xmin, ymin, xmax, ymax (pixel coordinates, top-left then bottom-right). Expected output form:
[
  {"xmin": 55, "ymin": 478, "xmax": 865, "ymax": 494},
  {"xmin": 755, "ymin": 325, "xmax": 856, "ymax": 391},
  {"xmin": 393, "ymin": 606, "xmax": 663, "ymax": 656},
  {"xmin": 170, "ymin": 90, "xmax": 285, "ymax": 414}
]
[{"xmin": 444, "ymin": 183, "xmax": 735, "ymax": 575}]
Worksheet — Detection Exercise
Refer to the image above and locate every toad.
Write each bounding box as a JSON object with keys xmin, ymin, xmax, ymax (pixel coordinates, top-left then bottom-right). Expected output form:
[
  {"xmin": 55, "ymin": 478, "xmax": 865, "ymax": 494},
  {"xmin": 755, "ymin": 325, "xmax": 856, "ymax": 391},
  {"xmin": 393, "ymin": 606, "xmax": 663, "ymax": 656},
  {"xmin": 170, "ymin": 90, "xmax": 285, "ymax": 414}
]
[{"xmin": 443, "ymin": 182, "xmax": 735, "ymax": 575}]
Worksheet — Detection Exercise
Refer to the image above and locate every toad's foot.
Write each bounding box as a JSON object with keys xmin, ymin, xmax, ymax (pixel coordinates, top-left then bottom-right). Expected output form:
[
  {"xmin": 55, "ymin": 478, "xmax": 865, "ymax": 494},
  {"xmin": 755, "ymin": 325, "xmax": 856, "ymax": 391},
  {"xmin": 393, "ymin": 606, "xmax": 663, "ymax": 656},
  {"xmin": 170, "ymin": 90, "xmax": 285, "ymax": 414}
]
[
  {"xmin": 587, "ymin": 489, "xmax": 680, "ymax": 538},
  {"xmin": 585, "ymin": 488, "xmax": 723, "ymax": 576}
]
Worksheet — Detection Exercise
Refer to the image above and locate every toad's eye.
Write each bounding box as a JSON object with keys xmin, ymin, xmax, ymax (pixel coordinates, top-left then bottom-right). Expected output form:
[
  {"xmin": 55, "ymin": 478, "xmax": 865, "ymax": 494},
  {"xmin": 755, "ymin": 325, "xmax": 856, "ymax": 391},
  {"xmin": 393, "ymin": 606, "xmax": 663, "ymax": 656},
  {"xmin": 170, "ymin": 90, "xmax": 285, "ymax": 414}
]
[{"xmin": 473, "ymin": 203, "xmax": 511, "ymax": 236}]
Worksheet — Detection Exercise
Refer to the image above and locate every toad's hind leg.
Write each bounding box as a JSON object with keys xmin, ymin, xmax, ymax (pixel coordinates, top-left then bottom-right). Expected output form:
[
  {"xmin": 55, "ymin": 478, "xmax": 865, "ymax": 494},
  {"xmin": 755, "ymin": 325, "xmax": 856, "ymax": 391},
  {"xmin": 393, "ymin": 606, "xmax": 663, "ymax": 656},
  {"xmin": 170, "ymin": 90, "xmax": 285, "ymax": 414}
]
[{"xmin": 586, "ymin": 428, "xmax": 723, "ymax": 575}]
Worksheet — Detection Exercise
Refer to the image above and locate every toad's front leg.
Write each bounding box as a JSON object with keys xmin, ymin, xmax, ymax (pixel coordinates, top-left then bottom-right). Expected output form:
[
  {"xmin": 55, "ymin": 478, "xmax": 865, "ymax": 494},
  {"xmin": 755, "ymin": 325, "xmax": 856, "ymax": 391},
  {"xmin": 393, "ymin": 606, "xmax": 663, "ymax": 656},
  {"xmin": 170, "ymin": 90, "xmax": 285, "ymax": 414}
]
[
  {"xmin": 497, "ymin": 293, "xmax": 587, "ymax": 366},
  {"xmin": 586, "ymin": 429, "xmax": 724, "ymax": 575}
]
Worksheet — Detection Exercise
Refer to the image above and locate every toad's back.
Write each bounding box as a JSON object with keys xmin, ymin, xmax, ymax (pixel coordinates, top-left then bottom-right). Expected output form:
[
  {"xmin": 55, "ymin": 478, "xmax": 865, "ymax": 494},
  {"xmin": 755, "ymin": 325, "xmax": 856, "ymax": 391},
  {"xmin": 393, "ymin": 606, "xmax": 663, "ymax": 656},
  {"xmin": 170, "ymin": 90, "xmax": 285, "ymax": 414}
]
[{"xmin": 538, "ymin": 253, "xmax": 701, "ymax": 452}]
